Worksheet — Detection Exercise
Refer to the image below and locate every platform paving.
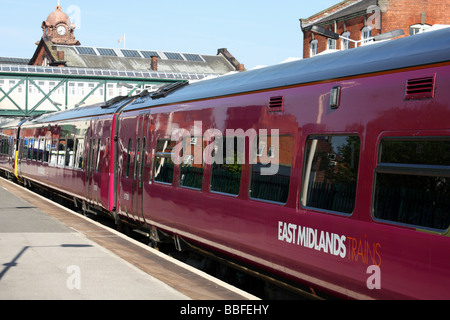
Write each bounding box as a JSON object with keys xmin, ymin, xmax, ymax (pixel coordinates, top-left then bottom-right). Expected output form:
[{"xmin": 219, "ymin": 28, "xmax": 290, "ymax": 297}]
[{"xmin": 0, "ymin": 178, "xmax": 256, "ymax": 300}]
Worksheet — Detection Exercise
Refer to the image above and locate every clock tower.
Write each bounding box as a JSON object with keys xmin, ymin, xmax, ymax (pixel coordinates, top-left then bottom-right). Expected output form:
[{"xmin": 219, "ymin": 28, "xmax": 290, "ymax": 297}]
[{"xmin": 41, "ymin": 4, "xmax": 80, "ymax": 45}]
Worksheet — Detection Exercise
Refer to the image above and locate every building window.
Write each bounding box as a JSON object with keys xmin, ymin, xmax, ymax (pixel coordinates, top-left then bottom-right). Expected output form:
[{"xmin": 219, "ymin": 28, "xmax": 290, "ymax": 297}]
[
  {"xmin": 310, "ymin": 39, "xmax": 318, "ymax": 56},
  {"xmin": 327, "ymin": 38, "xmax": 336, "ymax": 50},
  {"xmin": 301, "ymin": 135, "xmax": 361, "ymax": 214},
  {"xmin": 409, "ymin": 24, "xmax": 431, "ymax": 35},
  {"xmin": 373, "ymin": 138, "xmax": 450, "ymax": 231},
  {"xmin": 361, "ymin": 26, "xmax": 372, "ymax": 45},
  {"xmin": 341, "ymin": 31, "xmax": 351, "ymax": 50}
]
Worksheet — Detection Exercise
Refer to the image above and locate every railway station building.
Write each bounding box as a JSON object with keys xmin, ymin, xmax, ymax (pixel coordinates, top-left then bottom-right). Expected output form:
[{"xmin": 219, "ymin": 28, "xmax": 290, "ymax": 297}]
[
  {"xmin": 300, "ymin": 0, "xmax": 450, "ymax": 58},
  {"xmin": 0, "ymin": 5, "xmax": 244, "ymax": 120}
]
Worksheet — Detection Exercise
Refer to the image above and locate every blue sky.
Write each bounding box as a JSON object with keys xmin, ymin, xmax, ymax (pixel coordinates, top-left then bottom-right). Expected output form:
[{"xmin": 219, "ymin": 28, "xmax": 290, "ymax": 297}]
[{"xmin": 0, "ymin": 0, "xmax": 338, "ymax": 69}]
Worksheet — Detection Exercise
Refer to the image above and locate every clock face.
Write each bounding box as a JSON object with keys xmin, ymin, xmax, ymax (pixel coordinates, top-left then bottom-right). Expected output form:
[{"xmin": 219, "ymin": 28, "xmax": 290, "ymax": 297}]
[{"xmin": 57, "ymin": 25, "xmax": 66, "ymax": 36}]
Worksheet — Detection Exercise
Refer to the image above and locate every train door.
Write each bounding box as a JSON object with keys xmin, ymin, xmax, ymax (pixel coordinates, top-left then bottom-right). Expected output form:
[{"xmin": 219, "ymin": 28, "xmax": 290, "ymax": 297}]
[
  {"xmin": 132, "ymin": 111, "xmax": 150, "ymax": 223},
  {"xmin": 85, "ymin": 118, "xmax": 97, "ymax": 202}
]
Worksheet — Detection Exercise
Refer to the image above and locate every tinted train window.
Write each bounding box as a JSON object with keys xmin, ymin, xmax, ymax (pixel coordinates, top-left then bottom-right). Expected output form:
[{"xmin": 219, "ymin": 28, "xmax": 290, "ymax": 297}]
[
  {"xmin": 65, "ymin": 138, "xmax": 75, "ymax": 167},
  {"xmin": 179, "ymin": 136, "xmax": 204, "ymax": 190},
  {"xmin": 154, "ymin": 139, "xmax": 175, "ymax": 184},
  {"xmin": 75, "ymin": 139, "xmax": 84, "ymax": 169},
  {"xmin": 44, "ymin": 139, "xmax": 50, "ymax": 163},
  {"xmin": 22, "ymin": 139, "xmax": 28, "ymax": 159},
  {"xmin": 374, "ymin": 138, "xmax": 450, "ymax": 231},
  {"xmin": 250, "ymin": 135, "xmax": 293, "ymax": 204},
  {"xmin": 125, "ymin": 138, "xmax": 132, "ymax": 178},
  {"xmin": 210, "ymin": 136, "xmax": 243, "ymax": 195},
  {"xmin": 301, "ymin": 135, "xmax": 360, "ymax": 214}
]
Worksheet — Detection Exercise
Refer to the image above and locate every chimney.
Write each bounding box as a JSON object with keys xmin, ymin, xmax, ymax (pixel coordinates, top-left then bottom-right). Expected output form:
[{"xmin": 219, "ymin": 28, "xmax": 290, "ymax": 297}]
[
  {"xmin": 57, "ymin": 50, "xmax": 65, "ymax": 61},
  {"xmin": 151, "ymin": 56, "xmax": 158, "ymax": 71}
]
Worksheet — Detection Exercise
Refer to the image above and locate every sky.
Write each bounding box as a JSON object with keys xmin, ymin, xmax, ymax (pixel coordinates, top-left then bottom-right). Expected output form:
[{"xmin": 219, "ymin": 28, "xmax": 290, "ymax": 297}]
[{"xmin": 0, "ymin": 0, "xmax": 339, "ymax": 70}]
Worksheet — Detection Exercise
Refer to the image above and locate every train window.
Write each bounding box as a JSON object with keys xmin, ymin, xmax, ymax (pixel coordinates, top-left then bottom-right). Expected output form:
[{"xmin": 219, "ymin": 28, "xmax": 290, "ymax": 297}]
[
  {"xmin": 210, "ymin": 136, "xmax": 243, "ymax": 195},
  {"xmin": 134, "ymin": 138, "xmax": 140, "ymax": 179},
  {"xmin": 301, "ymin": 135, "xmax": 361, "ymax": 214},
  {"xmin": 28, "ymin": 139, "xmax": 33, "ymax": 160},
  {"xmin": 50, "ymin": 138, "xmax": 58, "ymax": 165},
  {"xmin": 38, "ymin": 138, "xmax": 45, "ymax": 162},
  {"xmin": 95, "ymin": 139, "xmax": 101, "ymax": 171},
  {"xmin": 154, "ymin": 139, "xmax": 175, "ymax": 184},
  {"xmin": 75, "ymin": 139, "xmax": 84, "ymax": 169},
  {"xmin": 250, "ymin": 135, "xmax": 293, "ymax": 204},
  {"xmin": 43, "ymin": 139, "xmax": 50, "ymax": 163},
  {"xmin": 125, "ymin": 138, "xmax": 132, "ymax": 178},
  {"xmin": 179, "ymin": 136, "xmax": 204, "ymax": 190},
  {"xmin": 65, "ymin": 138, "xmax": 75, "ymax": 167},
  {"xmin": 32, "ymin": 139, "xmax": 39, "ymax": 161},
  {"xmin": 139, "ymin": 138, "xmax": 145, "ymax": 180},
  {"xmin": 58, "ymin": 139, "xmax": 66, "ymax": 166},
  {"xmin": 374, "ymin": 138, "xmax": 450, "ymax": 231},
  {"xmin": 22, "ymin": 139, "xmax": 28, "ymax": 159}
]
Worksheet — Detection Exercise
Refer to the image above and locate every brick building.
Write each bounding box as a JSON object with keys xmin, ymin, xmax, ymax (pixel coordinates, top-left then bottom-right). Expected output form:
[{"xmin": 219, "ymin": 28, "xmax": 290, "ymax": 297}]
[{"xmin": 300, "ymin": 0, "xmax": 450, "ymax": 58}]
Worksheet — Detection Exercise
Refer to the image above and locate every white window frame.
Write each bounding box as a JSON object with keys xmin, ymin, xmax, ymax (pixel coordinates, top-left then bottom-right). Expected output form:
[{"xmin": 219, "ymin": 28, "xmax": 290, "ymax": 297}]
[
  {"xmin": 341, "ymin": 31, "xmax": 351, "ymax": 50},
  {"xmin": 361, "ymin": 26, "xmax": 372, "ymax": 45},
  {"xmin": 310, "ymin": 39, "xmax": 318, "ymax": 56}
]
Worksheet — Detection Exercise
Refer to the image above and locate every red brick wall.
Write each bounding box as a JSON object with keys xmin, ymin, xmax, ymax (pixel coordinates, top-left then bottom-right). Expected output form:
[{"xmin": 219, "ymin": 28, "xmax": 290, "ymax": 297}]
[
  {"xmin": 302, "ymin": 0, "xmax": 450, "ymax": 58},
  {"xmin": 381, "ymin": 0, "xmax": 450, "ymax": 34}
]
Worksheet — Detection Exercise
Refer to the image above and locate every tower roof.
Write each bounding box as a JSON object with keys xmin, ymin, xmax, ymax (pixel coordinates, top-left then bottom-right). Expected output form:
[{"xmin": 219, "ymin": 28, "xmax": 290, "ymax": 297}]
[{"xmin": 44, "ymin": 5, "xmax": 72, "ymax": 28}]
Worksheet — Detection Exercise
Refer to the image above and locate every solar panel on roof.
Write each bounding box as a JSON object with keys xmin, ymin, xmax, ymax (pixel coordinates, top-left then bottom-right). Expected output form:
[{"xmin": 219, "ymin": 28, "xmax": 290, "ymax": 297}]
[
  {"xmin": 76, "ymin": 47, "xmax": 96, "ymax": 55},
  {"xmin": 141, "ymin": 51, "xmax": 160, "ymax": 59},
  {"xmin": 164, "ymin": 52, "xmax": 183, "ymax": 60},
  {"xmin": 121, "ymin": 49, "xmax": 141, "ymax": 58},
  {"xmin": 97, "ymin": 48, "xmax": 117, "ymax": 56},
  {"xmin": 183, "ymin": 53, "xmax": 203, "ymax": 62}
]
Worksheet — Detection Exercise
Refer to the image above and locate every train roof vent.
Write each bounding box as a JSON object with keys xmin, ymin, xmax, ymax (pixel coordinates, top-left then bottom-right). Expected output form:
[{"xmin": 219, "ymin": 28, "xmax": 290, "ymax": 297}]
[
  {"xmin": 405, "ymin": 75, "xmax": 435, "ymax": 100},
  {"xmin": 268, "ymin": 95, "xmax": 284, "ymax": 112}
]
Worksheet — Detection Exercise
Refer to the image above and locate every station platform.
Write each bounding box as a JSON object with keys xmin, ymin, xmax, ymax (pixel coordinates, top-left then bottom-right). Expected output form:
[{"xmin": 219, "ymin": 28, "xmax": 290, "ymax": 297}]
[{"xmin": 0, "ymin": 178, "xmax": 258, "ymax": 300}]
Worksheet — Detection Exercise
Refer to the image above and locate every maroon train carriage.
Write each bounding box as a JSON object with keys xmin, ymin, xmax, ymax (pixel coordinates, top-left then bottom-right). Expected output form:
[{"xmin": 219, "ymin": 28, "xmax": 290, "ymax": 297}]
[
  {"xmin": 13, "ymin": 96, "xmax": 135, "ymax": 218},
  {"xmin": 0, "ymin": 28, "xmax": 448, "ymax": 299}
]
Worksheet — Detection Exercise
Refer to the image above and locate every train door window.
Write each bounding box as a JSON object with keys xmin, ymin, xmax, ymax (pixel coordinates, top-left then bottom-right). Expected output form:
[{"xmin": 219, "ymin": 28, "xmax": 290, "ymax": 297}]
[
  {"xmin": 154, "ymin": 139, "xmax": 175, "ymax": 184},
  {"xmin": 301, "ymin": 135, "xmax": 361, "ymax": 214},
  {"xmin": 210, "ymin": 136, "xmax": 243, "ymax": 195},
  {"xmin": 179, "ymin": 136, "xmax": 204, "ymax": 190},
  {"xmin": 43, "ymin": 139, "xmax": 50, "ymax": 163},
  {"xmin": 250, "ymin": 135, "xmax": 293, "ymax": 204},
  {"xmin": 75, "ymin": 139, "xmax": 84, "ymax": 169},
  {"xmin": 95, "ymin": 139, "xmax": 101, "ymax": 172},
  {"xmin": 139, "ymin": 138, "xmax": 146, "ymax": 180},
  {"xmin": 57, "ymin": 138, "xmax": 66, "ymax": 166},
  {"xmin": 125, "ymin": 138, "xmax": 132, "ymax": 178},
  {"xmin": 38, "ymin": 138, "xmax": 45, "ymax": 162},
  {"xmin": 134, "ymin": 138, "xmax": 140, "ymax": 179},
  {"xmin": 373, "ymin": 138, "xmax": 450, "ymax": 231},
  {"xmin": 88, "ymin": 139, "xmax": 96, "ymax": 173},
  {"xmin": 65, "ymin": 138, "xmax": 74, "ymax": 167}
]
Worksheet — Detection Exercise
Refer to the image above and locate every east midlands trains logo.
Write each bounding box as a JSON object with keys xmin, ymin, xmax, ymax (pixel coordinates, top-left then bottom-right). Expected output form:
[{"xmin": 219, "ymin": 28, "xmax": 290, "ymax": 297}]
[
  {"xmin": 277, "ymin": 221, "xmax": 382, "ymax": 266},
  {"xmin": 278, "ymin": 221, "xmax": 382, "ymax": 290}
]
